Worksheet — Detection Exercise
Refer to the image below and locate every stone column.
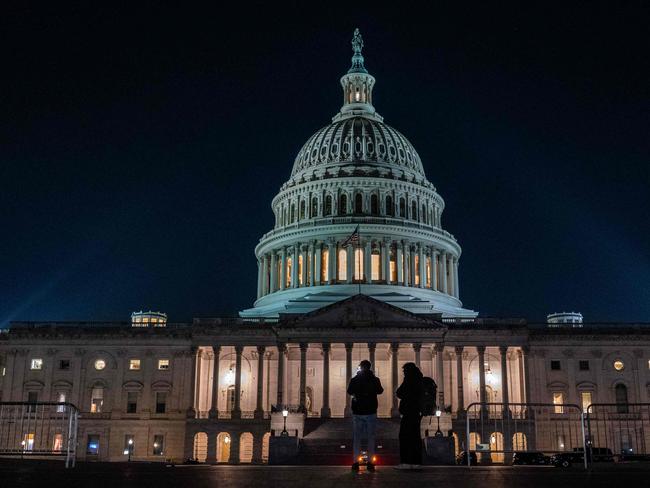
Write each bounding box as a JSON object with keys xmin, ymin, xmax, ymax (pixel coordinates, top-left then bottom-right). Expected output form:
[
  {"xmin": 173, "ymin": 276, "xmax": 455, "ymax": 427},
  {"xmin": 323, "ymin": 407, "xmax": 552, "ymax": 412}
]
[
  {"xmin": 232, "ymin": 345, "xmax": 243, "ymax": 419},
  {"xmin": 255, "ymin": 346, "xmax": 266, "ymax": 419},
  {"xmin": 291, "ymin": 244, "xmax": 299, "ymax": 288},
  {"xmin": 477, "ymin": 346, "xmax": 486, "ymax": 406},
  {"xmin": 276, "ymin": 343, "xmax": 286, "ymax": 406},
  {"xmin": 419, "ymin": 245, "xmax": 426, "ymax": 288},
  {"xmin": 435, "ymin": 344, "xmax": 445, "ymax": 407},
  {"xmin": 256, "ymin": 258, "xmax": 263, "ymax": 299},
  {"xmin": 364, "ymin": 240, "xmax": 372, "ymax": 283},
  {"xmin": 396, "ymin": 242, "xmax": 404, "ymax": 285},
  {"xmin": 314, "ymin": 243, "xmax": 322, "ymax": 286},
  {"xmin": 209, "ymin": 346, "xmax": 221, "ymax": 419},
  {"xmin": 432, "ymin": 250, "xmax": 439, "ymax": 291},
  {"xmin": 309, "ymin": 243, "xmax": 315, "ymax": 286},
  {"xmin": 186, "ymin": 347, "xmax": 199, "ymax": 418},
  {"xmin": 455, "ymin": 346, "xmax": 464, "ymax": 413},
  {"xmin": 382, "ymin": 238, "xmax": 391, "ymax": 283},
  {"xmin": 521, "ymin": 346, "xmax": 532, "ymax": 403},
  {"xmin": 346, "ymin": 244, "xmax": 354, "ymax": 284},
  {"xmin": 328, "ymin": 239, "xmax": 336, "ymax": 284},
  {"xmin": 453, "ymin": 257, "xmax": 460, "ymax": 298},
  {"xmin": 300, "ymin": 245, "xmax": 308, "ymax": 287},
  {"xmin": 404, "ymin": 243, "xmax": 411, "ymax": 286},
  {"xmin": 390, "ymin": 343, "xmax": 400, "ymax": 418},
  {"xmin": 261, "ymin": 254, "xmax": 269, "ymax": 296},
  {"xmin": 321, "ymin": 343, "xmax": 331, "ymax": 418},
  {"xmin": 499, "ymin": 346, "xmax": 510, "ymax": 416},
  {"xmin": 280, "ymin": 248, "xmax": 287, "ymax": 290},
  {"xmin": 368, "ymin": 343, "xmax": 376, "ymax": 369},
  {"xmin": 344, "ymin": 343, "xmax": 353, "ymax": 417},
  {"xmin": 413, "ymin": 343, "xmax": 422, "ymax": 368},
  {"xmin": 299, "ymin": 343, "xmax": 308, "ymax": 412},
  {"xmin": 270, "ymin": 252, "xmax": 278, "ymax": 293},
  {"xmin": 440, "ymin": 251, "xmax": 448, "ymax": 294}
]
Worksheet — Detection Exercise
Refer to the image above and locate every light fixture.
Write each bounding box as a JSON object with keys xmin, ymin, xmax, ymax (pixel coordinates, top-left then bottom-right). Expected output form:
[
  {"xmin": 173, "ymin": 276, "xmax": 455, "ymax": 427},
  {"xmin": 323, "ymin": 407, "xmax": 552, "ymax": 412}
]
[
  {"xmin": 224, "ymin": 436, "xmax": 230, "ymax": 444},
  {"xmin": 128, "ymin": 439, "xmax": 133, "ymax": 445},
  {"xmin": 435, "ymin": 409, "xmax": 441, "ymax": 417},
  {"xmin": 281, "ymin": 408, "xmax": 289, "ymax": 436}
]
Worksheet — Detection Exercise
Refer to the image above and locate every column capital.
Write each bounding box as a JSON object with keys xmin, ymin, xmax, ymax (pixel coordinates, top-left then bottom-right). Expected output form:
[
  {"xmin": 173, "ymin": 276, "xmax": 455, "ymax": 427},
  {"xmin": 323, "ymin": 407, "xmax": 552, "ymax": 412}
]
[
  {"xmin": 454, "ymin": 345, "xmax": 464, "ymax": 355},
  {"xmin": 367, "ymin": 342, "xmax": 377, "ymax": 352},
  {"xmin": 499, "ymin": 345, "xmax": 508, "ymax": 355},
  {"xmin": 476, "ymin": 345, "xmax": 486, "ymax": 354},
  {"xmin": 299, "ymin": 343, "xmax": 309, "ymax": 352},
  {"xmin": 234, "ymin": 345, "xmax": 244, "ymax": 354},
  {"xmin": 344, "ymin": 343, "xmax": 354, "ymax": 351},
  {"xmin": 213, "ymin": 345, "xmax": 221, "ymax": 355},
  {"xmin": 256, "ymin": 345, "xmax": 266, "ymax": 355},
  {"xmin": 412, "ymin": 342, "xmax": 422, "ymax": 352},
  {"xmin": 435, "ymin": 342, "xmax": 445, "ymax": 352},
  {"xmin": 277, "ymin": 342, "xmax": 287, "ymax": 354},
  {"xmin": 390, "ymin": 342, "xmax": 400, "ymax": 352},
  {"xmin": 321, "ymin": 343, "xmax": 331, "ymax": 353}
]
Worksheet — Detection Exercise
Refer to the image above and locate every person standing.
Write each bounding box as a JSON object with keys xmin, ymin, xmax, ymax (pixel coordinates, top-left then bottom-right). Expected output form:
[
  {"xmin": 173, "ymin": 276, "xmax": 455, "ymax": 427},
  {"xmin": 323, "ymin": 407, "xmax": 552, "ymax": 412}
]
[
  {"xmin": 347, "ymin": 360, "xmax": 384, "ymax": 471},
  {"xmin": 395, "ymin": 362, "xmax": 424, "ymax": 470}
]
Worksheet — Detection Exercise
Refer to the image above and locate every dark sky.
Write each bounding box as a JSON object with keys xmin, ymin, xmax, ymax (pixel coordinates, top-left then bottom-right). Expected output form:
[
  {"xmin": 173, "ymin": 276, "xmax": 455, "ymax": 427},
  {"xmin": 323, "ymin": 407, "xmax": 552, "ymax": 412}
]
[{"xmin": 2, "ymin": 2, "xmax": 649, "ymax": 325}]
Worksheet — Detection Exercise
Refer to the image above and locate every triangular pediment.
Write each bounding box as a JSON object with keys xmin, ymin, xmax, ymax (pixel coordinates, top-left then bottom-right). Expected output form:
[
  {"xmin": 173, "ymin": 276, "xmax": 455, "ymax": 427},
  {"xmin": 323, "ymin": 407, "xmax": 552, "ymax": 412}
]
[{"xmin": 279, "ymin": 294, "xmax": 441, "ymax": 328}]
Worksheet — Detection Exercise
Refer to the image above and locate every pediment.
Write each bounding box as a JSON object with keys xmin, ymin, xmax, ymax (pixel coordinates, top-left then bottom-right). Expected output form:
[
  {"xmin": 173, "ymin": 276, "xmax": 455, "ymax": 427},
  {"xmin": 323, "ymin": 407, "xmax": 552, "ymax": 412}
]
[{"xmin": 279, "ymin": 294, "xmax": 440, "ymax": 328}]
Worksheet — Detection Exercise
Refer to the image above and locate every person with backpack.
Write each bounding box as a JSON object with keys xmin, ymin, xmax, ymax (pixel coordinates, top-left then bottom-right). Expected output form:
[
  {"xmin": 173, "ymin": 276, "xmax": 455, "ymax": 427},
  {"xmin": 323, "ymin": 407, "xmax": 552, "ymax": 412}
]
[
  {"xmin": 347, "ymin": 359, "xmax": 384, "ymax": 471},
  {"xmin": 394, "ymin": 362, "xmax": 425, "ymax": 470}
]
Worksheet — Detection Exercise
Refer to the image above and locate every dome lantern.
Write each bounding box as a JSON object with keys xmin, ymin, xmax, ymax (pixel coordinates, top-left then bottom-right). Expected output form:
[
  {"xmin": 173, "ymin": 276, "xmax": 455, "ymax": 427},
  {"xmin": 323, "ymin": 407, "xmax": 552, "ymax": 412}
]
[{"xmin": 334, "ymin": 29, "xmax": 382, "ymax": 122}]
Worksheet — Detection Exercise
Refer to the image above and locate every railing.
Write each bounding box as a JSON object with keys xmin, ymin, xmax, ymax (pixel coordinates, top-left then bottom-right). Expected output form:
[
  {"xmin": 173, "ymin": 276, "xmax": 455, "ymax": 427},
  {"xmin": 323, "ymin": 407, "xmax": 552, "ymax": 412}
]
[
  {"xmin": 0, "ymin": 402, "xmax": 79, "ymax": 468},
  {"xmin": 465, "ymin": 402, "xmax": 587, "ymax": 469}
]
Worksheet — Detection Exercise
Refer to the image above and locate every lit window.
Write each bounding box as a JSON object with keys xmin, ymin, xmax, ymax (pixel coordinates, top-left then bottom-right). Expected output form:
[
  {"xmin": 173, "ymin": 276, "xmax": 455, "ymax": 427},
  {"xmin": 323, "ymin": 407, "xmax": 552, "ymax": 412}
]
[
  {"xmin": 30, "ymin": 358, "xmax": 43, "ymax": 370},
  {"xmin": 338, "ymin": 248, "xmax": 347, "ymax": 281},
  {"xmin": 53, "ymin": 433, "xmax": 63, "ymax": 452},
  {"xmin": 414, "ymin": 254, "xmax": 420, "ymax": 285},
  {"xmin": 94, "ymin": 359, "xmax": 106, "ymax": 371},
  {"xmin": 57, "ymin": 392, "xmax": 66, "ymax": 412},
  {"xmin": 580, "ymin": 391, "xmax": 592, "ymax": 413},
  {"xmin": 90, "ymin": 387, "xmax": 104, "ymax": 413},
  {"xmin": 614, "ymin": 360, "xmax": 624, "ymax": 371},
  {"xmin": 552, "ymin": 392, "xmax": 564, "ymax": 414},
  {"xmin": 153, "ymin": 435, "xmax": 164, "ymax": 456},
  {"xmin": 354, "ymin": 248, "xmax": 363, "ymax": 281},
  {"xmin": 129, "ymin": 359, "xmax": 141, "ymax": 371},
  {"xmin": 371, "ymin": 253, "xmax": 380, "ymax": 281},
  {"xmin": 298, "ymin": 255, "xmax": 304, "ymax": 285},
  {"xmin": 22, "ymin": 433, "xmax": 35, "ymax": 451},
  {"xmin": 86, "ymin": 435, "xmax": 100, "ymax": 455},
  {"xmin": 157, "ymin": 359, "xmax": 170, "ymax": 371},
  {"xmin": 286, "ymin": 257, "xmax": 292, "ymax": 287},
  {"xmin": 321, "ymin": 249, "xmax": 329, "ymax": 282}
]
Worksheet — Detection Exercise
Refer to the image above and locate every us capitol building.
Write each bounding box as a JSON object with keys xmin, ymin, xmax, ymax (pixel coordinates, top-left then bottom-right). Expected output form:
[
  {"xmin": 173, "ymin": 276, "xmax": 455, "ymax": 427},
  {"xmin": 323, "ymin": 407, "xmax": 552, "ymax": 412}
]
[{"xmin": 1, "ymin": 30, "xmax": 648, "ymax": 464}]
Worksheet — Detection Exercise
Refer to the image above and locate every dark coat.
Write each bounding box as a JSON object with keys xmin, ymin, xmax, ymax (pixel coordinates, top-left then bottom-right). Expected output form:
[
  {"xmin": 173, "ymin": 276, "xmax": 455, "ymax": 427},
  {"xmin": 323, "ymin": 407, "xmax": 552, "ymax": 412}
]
[
  {"xmin": 396, "ymin": 368, "xmax": 423, "ymax": 416},
  {"xmin": 347, "ymin": 370, "xmax": 384, "ymax": 415}
]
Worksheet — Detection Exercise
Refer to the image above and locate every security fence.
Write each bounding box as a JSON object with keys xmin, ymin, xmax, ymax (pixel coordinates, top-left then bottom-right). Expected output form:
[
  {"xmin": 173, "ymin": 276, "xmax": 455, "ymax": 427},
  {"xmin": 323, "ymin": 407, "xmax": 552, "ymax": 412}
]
[
  {"xmin": 0, "ymin": 402, "xmax": 79, "ymax": 468},
  {"xmin": 465, "ymin": 402, "xmax": 587, "ymax": 468},
  {"xmin": 586, "ymin": 403, "xmax": 650, "ymax": 462}
]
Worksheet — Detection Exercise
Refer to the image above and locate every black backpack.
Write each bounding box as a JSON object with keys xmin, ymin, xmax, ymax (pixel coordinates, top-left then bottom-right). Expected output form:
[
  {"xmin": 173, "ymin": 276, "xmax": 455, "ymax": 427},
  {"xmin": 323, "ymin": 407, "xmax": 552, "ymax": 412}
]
[{"xmin": 419, "ymin": 377, "xmax": 437, "ymax": 416}]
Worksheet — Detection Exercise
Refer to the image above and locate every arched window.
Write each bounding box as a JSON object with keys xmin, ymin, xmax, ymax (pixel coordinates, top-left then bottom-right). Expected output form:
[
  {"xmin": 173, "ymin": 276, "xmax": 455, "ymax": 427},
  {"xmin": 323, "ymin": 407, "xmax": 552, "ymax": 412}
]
[
  {"xmin": 399, "ymin": 198, "xmax": 406, "ymax": 218},
  {"xmin": 290, "ymin": 204, "xmax": 295, "ymax": 223},
  {"xmin": 422, "ymin": 204, "xmax": 427, "ymax": 224},
  {"xmin": 311, "ymin": 197, "xmax": 318, "ymax": 218},
  {"xmin": 338, "ymin": 248, "xmax": 347, "ymax": 281},
  {"xmin": 355, "ymin": 193, "xmax": 363, "ymax": 214},
  {"xmin": 615, "ymin": 384, "xmax": 629, "ymax": 413},
  {"xmin": 325, "ymin": 195, "xmax": 332, "ymax": 216},
  {"xmin": 385, "ymin": 195, "xmax": 394, "ymax": 216},
  {"xmin": 411, "ymin": 201, "xmax": 417, "ymax": 221},
  {"xmin": 339, "ymin": 194, "xmax": 348, "ymax": 215},
  {"xmin": 299, "ymin": 200, "xmax": 306, "ymax": 220},
  {"xmin": 371, "ymin": 194, "xmax": 379, "ymax": 215}
]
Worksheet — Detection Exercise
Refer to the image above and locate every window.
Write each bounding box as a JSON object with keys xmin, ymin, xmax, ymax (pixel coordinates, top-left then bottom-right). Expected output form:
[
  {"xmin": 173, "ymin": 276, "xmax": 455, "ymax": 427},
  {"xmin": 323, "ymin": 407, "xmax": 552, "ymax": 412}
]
[
  {"xmin": 124, "ymin": 435, "xmax": 134, "ymax": 456},
  {"xmin": 371, "ymin": 252, "xmax": 380, "ymax": 281},
  {"xmin": 30, "ymin": 358, "xmax": 43, "ymax": 370},
  {"xmin": 90, "ymin": 387, "xmax": 104, "ymax": 413},
  {"xmin": 337, "ymin": 248, "xmax": 347, "ymax": 281},
  {"xmin": 411, "ymin": 201, "xmax": 417, "ymax": 220},
  {"xmin": 86, "ymin": 435, "xmax": 100, "ymax": 455},
  {"xmin": 399, "ymin": 198, "xmax": 406, "ymax": 217},
  {"xmin": 286, "ymin": 257, "xmax": 292, "ymax": 287},
  {"xmin": 94, "ymin": 359, "xmax": 106, "ymax": 371},
  {"xmin": 311, "ymin": 197, "xmax": 318, "ymax": 218},
  {"xmin": 354, "ymin": 193, "xmax": 363, "ymax": 214},
  {"xmin": 385, "ymin": 195, "xmax": 394, "ymax": 217},
  {"xmin": 58, "ymin": 359, "xmax": 70, "ymax": 370},
  {"xmin": 552, "ymin": 392, "xmax": 564, "ymax": 414},
  {"xmin": 155, "ymin": 392, "xmax": 167, "ymax": 414},
  {"xmin": 613, "ymin": 360, "xmax": 624, "ymax": 371},
  {"xmin": 56, "ymin": 392, "xmax": 66, "ymax": 412},
  {"xmin": 578, "ymin": 360, "xmax": 589, "ymax": 371},
  {"xmin": 422, "ymin": 204, "xmax": 427, "ymax": 224},
  {"xmin": 23, "ymin": 433, "xmax": 35, "ymax": 451},
  {"xmin": 53, "ymin": 433, "xmax": 63, "ymax": 452},
  {"xmin": 153, "ymin": 435, "xmax": 164, "ymax": 456},
  {"xmin": 556, "ymin": 434, "xmax": 565, "ymax": 450},
  {"xmin": 158, "ymin": 359, "xmax": 170, "ymax": 371},
  {"xmin": 339, "ymin": 194, "xmax": 347, "ymax": 215},
  {"xmin": 580, "ymin": 391, "xmax": 592, "ymax": 413},
  {"xmin": 27, "ymin": 391, "xmax": 38, "ymax": 412},
  {"xmin": 615, "ymin": 384, "xmax": 629, "ymax": 413},
  {"xmin": 129, "ymin": 359, "xmax": 141, "ymax": 371},
  {"xmin": 353, "ymin": 248, "xmax": 363, "ymax": 281},
  {"xmin": 299, "ymin": 200, "xmax": 306, "ymax": 219},
  {"xmin": 550, "ymin": 360, "xmax": 561, "ymax": 371},
  {"xmin": 370, "ymin": 194, "xmax": 378, "ymax": 215},
  {"xmin": 321, "ymin": 248, "xmax": 329, "ymax": 283},
  {"xmin": 126, "ymin": 392, "xmax": 138, "ymax": 413},
  {"xmin": 324, "ymin": 195, "xmax": 332, "ymax": 216}
]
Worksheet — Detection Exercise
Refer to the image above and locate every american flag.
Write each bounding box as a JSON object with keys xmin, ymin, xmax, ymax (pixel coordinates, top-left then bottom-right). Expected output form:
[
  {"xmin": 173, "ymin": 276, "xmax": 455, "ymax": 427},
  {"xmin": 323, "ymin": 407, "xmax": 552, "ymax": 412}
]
[{"xmin": 342, "ymin": 225, "xmax": 360, "ymax": 247}]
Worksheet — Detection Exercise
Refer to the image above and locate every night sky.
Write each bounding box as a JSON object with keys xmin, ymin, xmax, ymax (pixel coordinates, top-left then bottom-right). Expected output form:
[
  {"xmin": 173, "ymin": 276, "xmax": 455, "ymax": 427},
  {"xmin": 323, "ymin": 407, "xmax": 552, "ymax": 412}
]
[{"xmin": 2, "ymin": 3, "xmax": 649, "ymax": 325}]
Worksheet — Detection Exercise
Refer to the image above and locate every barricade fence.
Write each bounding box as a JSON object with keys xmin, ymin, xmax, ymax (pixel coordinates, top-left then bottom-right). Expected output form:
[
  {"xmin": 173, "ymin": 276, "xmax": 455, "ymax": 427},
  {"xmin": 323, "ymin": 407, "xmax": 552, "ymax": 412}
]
[
  {"xmin": 586, "ymin": 403, "xmax": 650, "ymax": 462},
  {"xmin": 465, "ymin": 402, "xmax": 587, "ymax": 468},
  {"xmin": 0, "ymin": 402, "xmax": 79, "ymax": 468}
]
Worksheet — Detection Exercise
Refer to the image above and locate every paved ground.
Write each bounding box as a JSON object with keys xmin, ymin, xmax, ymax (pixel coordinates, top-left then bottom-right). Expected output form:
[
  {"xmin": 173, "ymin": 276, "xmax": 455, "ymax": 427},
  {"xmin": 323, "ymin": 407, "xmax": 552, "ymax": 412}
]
[{"xmin": 2, "ymin": 461, "xmax": 650, "ymax": 488}]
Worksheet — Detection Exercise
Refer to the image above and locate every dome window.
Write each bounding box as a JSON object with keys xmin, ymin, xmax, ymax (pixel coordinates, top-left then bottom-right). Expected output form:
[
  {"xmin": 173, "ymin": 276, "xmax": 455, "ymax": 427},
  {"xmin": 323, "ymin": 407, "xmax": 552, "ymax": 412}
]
[
  {"xmin": 385, "ymin": 196, "xmax": 394, "ymax": 217},
  {"xmin": 339, "ymin": 194, "xmax": 348, "ymax": 215},
  {"xmin": 399, "ymin": 198, "xmax": 406, "ymax": 218},
  {"xmin": 371, "ymin": 194, "xmax": 379, "ymax": 216},
  {"xmin": 354, "ymin": 194, "xmax": 363, "ymax": 214},
  {"xmin": 324, "ymin": 195, "xmax": 332, "ymax": 216},
  {"xmin": 411, "ymin": 201, "xmax": 418, "ymax": 221}
]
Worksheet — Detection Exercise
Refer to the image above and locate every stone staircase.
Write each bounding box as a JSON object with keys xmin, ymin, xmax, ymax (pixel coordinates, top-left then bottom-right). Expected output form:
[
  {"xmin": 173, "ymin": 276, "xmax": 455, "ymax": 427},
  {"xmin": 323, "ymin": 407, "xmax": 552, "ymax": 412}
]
[{"xmin": 299, "ymin": 418, "xmax": 401, "ymax": 465}]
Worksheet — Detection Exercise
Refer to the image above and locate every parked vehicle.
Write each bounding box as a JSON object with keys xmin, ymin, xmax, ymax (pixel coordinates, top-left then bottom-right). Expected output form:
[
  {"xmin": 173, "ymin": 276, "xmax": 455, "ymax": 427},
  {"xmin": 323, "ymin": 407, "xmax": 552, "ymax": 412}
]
[
  {"xmin": 512, "ymin": 451, "xmax": 551, "ymax": 465},
  {"xmin": 551, "ymin": 452, "xmax": 584, "ymax": 468},
  {"xmin": 456, "ymin": 451, "xmax": 478, "ymax": 465},
  {"xmin": 551, "ymin": 447, "xmax": 614, "ymax": 467}
]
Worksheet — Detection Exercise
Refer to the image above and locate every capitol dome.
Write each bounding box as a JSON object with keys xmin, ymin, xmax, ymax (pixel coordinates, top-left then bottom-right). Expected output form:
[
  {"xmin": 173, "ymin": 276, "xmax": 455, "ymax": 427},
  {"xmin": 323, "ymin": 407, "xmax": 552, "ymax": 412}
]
[{"xmin": 240, "ymin": 29, "xmax": 476, "ymax": 319}]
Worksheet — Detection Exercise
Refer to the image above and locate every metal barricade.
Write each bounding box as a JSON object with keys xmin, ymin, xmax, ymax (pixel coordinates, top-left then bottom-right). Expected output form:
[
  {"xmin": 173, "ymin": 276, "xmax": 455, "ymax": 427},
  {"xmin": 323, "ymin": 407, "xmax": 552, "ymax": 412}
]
[
  {"xmin": 0, "ymin": 402, "xmax": 79, "ymax": 468},
  {"xmin": 465, "ymin": 402, "xmax": 586, "ymax": 469},
  {"xmin": 586, "ymin": 403, "xmax": 650, "ymax": 465}
]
